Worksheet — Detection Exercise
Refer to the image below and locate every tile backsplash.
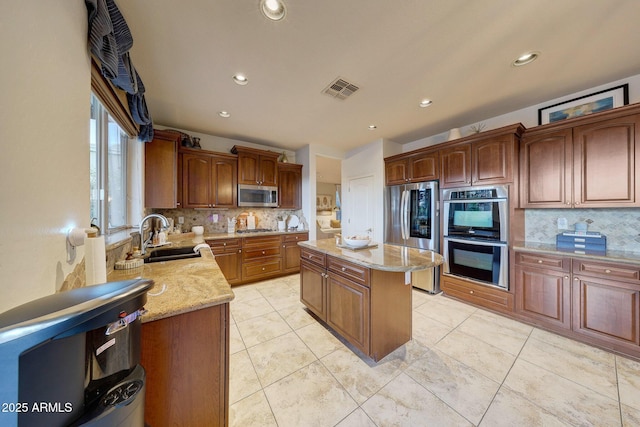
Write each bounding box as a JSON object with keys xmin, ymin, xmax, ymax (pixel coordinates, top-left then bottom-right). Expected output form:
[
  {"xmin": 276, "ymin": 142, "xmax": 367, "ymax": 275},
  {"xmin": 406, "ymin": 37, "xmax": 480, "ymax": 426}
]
[
  {"xmin": 525, "ymin": 208, "xmax": 640, "ymax": 251},
  {"xmin": 152, "ymin": 208, "xmax": 305, "ymax": 234}
]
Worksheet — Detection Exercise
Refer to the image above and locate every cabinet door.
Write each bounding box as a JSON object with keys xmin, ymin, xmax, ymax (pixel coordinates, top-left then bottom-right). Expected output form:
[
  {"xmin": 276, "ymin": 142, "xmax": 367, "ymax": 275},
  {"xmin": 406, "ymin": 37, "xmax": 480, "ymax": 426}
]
[
  {"xmin": 439, "ymin": 143, "xmax": 471, "ymax": 188},
  {"xmin": 520, "ymin": 129, "xmax": 572, "ymax": 208},
  {"xmin": 237, "ymin": 152, "xmax": 260, "ymax": 185},
  {"xmin": 409, "ymin": 152, "xmax": 439, "ymax": 182},
  {"xmin": 259, "ymin": 156, "xmax": 279, "ymax": 186},
  {"xmin": 145, "ymin": 131, "xmax": 178, "ymax": 208},
  {"xmin": 300, "ymin": 260, "xmax": 327, "ymax": 320},
  {"xmin": 385, "ymin": 158, "xmax": 409, "ymax": 185},
  {"xmin": 473, "ymin": 137, "xmax": 513, "ymax": 185},
  {"xmin": 278, "ymin": 164, "xmax": 302, "ymax": 209},
  {"xmin": 282, "ymin": 233, "xmax": 308, "ymax": 273},
  {"xmin": 326, "ymin": 272, "xmax": 370, "ymax": 355},
  {"xmin": 211, "ymin": 156, "xmax": 237, "ymax": 207},
  {"xmin": 515, "ymin": 266, "xmax": 571, "ymax": 329},
  {"xmin": 215, "ymin": 250, "xmax": 242, "ymax": 285},
  {"xmin": 182, "ymin": 153, "xmax": 212, "ymax": 208},
  {"xmin": 572, "ymin": 275, "xmax": 640, "ymax": 347},
  {"xmin": 573, "ymin": 114, "xmax": 639, "ymax": 207}
]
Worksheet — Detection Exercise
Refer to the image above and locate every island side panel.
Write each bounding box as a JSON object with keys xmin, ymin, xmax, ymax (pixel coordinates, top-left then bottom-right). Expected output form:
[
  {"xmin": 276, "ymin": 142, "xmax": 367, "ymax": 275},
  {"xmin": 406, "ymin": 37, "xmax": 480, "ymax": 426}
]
[
  {"xmin": 141, "ymin": 304, "xmax": 229, "ymax": 427},
  {"xmin": 370, "ymin": 270, "xmax": 412, "ymax": 361}
]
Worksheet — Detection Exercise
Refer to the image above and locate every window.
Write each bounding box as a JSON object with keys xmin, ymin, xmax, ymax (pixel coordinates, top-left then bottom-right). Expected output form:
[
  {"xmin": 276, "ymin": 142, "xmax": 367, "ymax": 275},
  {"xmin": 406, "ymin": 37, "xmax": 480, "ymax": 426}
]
[{"xmin": 90, "ymin": 94, "xmax": 129, "ymax": 233}]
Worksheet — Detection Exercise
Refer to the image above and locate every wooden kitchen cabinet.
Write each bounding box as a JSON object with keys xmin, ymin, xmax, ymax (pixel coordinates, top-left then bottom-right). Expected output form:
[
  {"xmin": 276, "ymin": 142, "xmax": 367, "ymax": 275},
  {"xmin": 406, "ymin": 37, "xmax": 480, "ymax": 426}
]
[
  {"xmin": 282, "ymin": 232, "xmax": 308, "ymax": 273},
  {"xmin": 145, "ymin": 129, "xmax": 181, "ymax": 208},
  {"xmin": 207, "ymin": 238, "xmax": 242, "ymax": 285},
  {"xmin": 241, "ymin": 235, "xmax": 283, "ymax": 282},
  {"xmin": 439, "ymin": 126, "xmax": 522, "ymax": 188},
  {"xmin": 571, "ymin": 258, "xmax": 640, "ymax": 350},
  {"xmin": 232, "ymin": 145, "xmax": 279, "ymax": 186},
  {"xmin": 384, "ymin": 149, "xmax": 439, "ymax": 185},
  {"xmin": 520, "ymin": 107, "xmax": 640, "ymax": 208},
  {"xmin": 514, "ymin": 252, "xmax": 572, "ymax": 329},
  {"xmin": 141, "ymin": 304, "xmax": 229, "ymax": 427},
  {"xmin": 182, "ymin": 150, "xmax": 237, "ymax": 208},
  {"xmin": 299, "ymin": 247, "xmax": 412, "ymax": 361},
  {"xmin": 278, "ymin": 163, "xmax": 303, "ymax": 209},
  {"xmin": 441, "ymin": 273, "xmax": 514, "ymax": 314}
]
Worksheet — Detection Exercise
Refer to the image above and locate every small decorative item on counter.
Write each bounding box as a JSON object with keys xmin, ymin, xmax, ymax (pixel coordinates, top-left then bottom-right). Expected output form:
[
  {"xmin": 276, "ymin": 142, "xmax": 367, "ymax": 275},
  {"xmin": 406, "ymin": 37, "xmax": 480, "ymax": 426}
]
[
  {"xmin": 280, "ymin": 151, "xmax": 288, "ymax": 163},
  {"xmin": 227, "ymin": 217, "xmax": 236, "ymax": 234},
  {"xmin": 192, "ymin": 225, "xmax": 204, "ymax": 235},
  {"xmin": 247, "ymin": 212, "xmax": 256, "ymax": 230}
]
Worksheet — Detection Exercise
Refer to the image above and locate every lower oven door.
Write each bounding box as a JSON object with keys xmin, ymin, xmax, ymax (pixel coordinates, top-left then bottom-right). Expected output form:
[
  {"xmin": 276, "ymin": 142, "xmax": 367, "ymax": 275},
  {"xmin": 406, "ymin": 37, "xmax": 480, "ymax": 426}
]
[{"xmin": 443, "ymin": 238, "xmax": 508, "ymax": 289}]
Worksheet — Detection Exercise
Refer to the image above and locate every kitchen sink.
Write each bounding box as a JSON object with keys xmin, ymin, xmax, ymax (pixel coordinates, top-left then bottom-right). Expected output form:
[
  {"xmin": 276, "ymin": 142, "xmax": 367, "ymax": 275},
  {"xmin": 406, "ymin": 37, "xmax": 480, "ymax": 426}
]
[{"xmin": 144, "ymin": 246, "xmax": 202, "ymax": 263}]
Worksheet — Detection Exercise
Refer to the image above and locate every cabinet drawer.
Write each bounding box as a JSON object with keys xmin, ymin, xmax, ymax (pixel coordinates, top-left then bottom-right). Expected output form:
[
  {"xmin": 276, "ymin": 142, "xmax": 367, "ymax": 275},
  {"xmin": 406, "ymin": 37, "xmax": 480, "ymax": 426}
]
[
  {"xmin": 327, "ymin": 256, "xmax": 370, "ymax": 286},
  {"xmin": 207, "ymin": 238, "xmax": 242, "ymax": 254},
  {"xmin": 442, "ymin": 274, "xmax": 513, "ymax": 313},
  {"xmin": 515, "ymin": 251, "xmax": 570, "ymax": 272},
  {"xmin": 242, "ymin": 235, "xmax": 282, "ymax": 249},
  {"xmin": 300, "ymin": 248, "xmax": 326, "ymax": 267},
  {"xmin": 243, "ymin": 246, "xmax": 281, "ymax": 261},
  {"xmin": 572, "ymin": 259, "xmax": 640, "ymax": 284},
  {"xmin": 283, "ymin": 232, "xmax": 308, "ymax": 243},
  {"xmin": 243, "ymin": 258, "xmax": 282, "ymax": 279}
]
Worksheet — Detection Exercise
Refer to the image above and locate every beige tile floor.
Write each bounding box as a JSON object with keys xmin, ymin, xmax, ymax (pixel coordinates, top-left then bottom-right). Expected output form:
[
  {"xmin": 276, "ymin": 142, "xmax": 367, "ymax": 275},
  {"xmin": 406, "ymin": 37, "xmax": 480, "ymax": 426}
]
[{"xmin": 228, "ymin": 274, "xmax": 640, "ymax": 426}]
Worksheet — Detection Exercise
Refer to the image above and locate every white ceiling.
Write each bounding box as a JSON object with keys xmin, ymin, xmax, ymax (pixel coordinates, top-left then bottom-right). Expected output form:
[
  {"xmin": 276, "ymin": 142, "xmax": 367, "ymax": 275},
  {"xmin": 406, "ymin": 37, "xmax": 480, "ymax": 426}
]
[{"xmin": 119, "ymin": 0, "xmax": 640, "ymax": 154}]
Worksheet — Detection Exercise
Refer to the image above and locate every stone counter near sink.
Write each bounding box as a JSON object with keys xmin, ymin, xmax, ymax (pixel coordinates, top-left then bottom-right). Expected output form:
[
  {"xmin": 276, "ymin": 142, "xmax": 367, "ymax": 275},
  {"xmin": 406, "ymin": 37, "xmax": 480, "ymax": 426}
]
[{"xmin": 107, "ymin": 245, "xmax": 234, "ymax": 323}]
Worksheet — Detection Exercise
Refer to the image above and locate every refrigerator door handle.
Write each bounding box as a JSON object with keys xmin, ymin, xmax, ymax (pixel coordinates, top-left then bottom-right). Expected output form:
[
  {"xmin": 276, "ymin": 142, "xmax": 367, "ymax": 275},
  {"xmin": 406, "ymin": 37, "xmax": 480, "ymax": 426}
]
[
  {"xmin": 400, "ymin": 189, "xmax": 407, "ymax": 240},
  {"xmin": 402, "ymin": 189, "xmax": 410, "ymax": 240}
]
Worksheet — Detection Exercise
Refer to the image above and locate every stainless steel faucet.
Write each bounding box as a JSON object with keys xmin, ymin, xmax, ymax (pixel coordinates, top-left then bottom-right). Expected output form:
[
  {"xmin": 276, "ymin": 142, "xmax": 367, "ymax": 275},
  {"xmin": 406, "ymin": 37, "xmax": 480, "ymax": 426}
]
[{"xmin": 139, "ymin": 214, "xmax": 169, "ymax": 255}]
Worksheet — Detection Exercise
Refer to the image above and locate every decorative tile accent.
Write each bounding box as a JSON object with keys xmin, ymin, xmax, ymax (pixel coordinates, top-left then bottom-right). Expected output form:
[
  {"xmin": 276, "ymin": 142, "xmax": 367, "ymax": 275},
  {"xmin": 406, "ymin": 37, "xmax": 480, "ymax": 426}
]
[{"xmin": 525, "ymin": 208, "xmax": 640, "ymax": 251}]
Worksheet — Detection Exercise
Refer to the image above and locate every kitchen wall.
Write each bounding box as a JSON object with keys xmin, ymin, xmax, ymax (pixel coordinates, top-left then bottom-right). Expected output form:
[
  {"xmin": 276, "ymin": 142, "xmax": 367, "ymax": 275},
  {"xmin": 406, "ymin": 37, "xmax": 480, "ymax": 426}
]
[{"xmin": 0, "ymin": 2, "xmax": 90, "ymax": 312}]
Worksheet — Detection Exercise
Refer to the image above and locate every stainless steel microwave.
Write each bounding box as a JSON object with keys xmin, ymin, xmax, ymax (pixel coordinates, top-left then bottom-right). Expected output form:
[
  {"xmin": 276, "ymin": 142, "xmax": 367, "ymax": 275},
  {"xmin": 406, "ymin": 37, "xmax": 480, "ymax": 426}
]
[{"xmin": 238, "ymin": 184, "xmax": 278, "ymax": 207}]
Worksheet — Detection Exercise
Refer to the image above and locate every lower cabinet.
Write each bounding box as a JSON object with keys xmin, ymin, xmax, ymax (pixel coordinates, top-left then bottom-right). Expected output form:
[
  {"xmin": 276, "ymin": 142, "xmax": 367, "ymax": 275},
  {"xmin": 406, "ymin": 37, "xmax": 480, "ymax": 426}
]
[
  {"xmin": 514, "ymin": 250, "xmax": 640, "ymax": 358},
  {"xmin": 207, "ymin": 232, "xmax": 308, "ymax": 285},
  {"xmin": 141, "ymin": 304, "xmax": 229, "ymax": 427},
  {"xmin": 300, "ymin": 247, "xmax": 412, "ymax": 361}
]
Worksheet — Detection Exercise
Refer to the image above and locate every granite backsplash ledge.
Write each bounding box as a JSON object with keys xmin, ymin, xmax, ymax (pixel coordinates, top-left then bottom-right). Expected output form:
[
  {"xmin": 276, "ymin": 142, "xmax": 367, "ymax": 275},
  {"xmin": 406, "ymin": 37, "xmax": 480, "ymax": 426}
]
[
  {"xmin": 525, "ymin": 208, "xmax": 640, "ymax": 252},
  {"xmin": 152, "ymin": 208, "xmax": 304, "ymax": 233}
]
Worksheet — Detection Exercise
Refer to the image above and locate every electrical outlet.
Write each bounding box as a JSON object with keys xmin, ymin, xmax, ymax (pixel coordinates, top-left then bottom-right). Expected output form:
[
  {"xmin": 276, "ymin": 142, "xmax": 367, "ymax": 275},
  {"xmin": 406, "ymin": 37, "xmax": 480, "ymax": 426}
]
[
  {"xmin": 557, "ymin": 217, "xmax": 568, "ymax": 230},
  {"xmin": 211, "ymin": 214, "xmax": 218, "ymax": 223},
  {"xmin": 178, "ymin": 216, "xmax": 184, "ymax": 224}
]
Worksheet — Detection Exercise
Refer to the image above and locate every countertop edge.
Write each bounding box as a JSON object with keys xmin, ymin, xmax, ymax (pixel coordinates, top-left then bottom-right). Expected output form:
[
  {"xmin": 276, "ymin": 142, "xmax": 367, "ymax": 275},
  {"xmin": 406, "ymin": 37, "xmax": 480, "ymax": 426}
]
[{"xmin": 513, "ymin": 241, "xmax": 640, "ymax": 266}]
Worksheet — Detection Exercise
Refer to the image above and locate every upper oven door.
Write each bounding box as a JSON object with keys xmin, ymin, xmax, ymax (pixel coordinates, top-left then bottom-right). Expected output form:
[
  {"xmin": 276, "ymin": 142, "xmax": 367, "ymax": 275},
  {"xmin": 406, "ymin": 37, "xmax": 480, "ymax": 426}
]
[{"xmin": 443, "ymin": 198, "xmax": 507, "ymax": 241}]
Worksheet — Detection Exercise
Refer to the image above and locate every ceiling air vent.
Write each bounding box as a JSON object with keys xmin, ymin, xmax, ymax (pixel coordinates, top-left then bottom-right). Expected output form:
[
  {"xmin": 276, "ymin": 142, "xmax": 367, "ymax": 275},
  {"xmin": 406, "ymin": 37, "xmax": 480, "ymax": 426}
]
[{"xmin": 322, "ymin": 77, "xmax": 360, "ymax": 100}]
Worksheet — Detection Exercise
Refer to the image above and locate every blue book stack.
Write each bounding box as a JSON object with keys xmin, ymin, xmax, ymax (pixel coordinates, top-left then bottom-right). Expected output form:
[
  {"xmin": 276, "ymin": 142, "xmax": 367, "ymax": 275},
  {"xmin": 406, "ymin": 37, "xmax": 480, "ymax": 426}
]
[{"xmin": 556, "ymin": 232, "xmax": 606, "ymax": 255}]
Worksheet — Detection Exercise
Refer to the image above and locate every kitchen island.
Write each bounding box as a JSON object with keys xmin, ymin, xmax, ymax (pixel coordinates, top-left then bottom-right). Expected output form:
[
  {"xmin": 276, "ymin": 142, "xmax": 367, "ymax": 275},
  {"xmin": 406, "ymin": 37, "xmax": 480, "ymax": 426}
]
[
  {"xmin": 108, "ymin": 246, "xmax": 234, "ymax": 427},
  {"xmin": 298, "ymin": 239, "xmax": 443, "ymax": 362}
]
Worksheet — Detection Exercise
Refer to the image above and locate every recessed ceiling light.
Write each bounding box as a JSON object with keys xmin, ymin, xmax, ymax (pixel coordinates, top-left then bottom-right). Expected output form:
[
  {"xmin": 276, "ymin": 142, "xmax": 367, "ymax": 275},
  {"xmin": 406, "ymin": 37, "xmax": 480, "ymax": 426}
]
[
  {"xmin": 419, "ymin": 99, "xmax": 433, "ymax": 108},
  {"xmin": 368, "ymin": 125, "xmax": 377, "ymax": 130},
  {"xmin": 218, "ymin": 111, "xmax": 230, "ymax": 118},
  {"xmin": 260, "ymin": 0, "xmax": 286, "ymax": 21},
  {"xmin": 233, "ymin": 74, "xmax": 248, "ymax": 85},
  {"xmin": 512, "ymin": 51, "xmax": 540, "ymax": 67}
]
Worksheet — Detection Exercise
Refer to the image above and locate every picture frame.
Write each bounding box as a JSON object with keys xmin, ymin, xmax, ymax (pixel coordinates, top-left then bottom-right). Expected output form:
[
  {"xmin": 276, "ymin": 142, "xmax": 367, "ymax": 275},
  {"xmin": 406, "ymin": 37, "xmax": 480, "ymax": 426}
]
[
  {"xmin": 538, "ymin": 84, "xmax": 629, "ymax": 125},
  {"xmin": 316, "ymin": 194, "xmax": 333, "ymax": 210}
]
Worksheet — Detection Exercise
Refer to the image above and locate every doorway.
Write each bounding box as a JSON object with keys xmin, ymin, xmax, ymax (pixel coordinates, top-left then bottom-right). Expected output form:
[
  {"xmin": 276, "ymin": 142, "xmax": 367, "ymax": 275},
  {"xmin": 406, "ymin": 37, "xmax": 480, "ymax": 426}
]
[{"xmin": 315, "ymin": 155, "xmax": 342, "ymax": 239}]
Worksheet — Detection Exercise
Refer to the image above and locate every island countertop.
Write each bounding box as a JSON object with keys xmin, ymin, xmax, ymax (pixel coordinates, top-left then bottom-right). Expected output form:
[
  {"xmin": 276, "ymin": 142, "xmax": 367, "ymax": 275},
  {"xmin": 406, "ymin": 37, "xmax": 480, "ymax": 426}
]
[
  {"xmin": 107, "ymin": 247, "xmax": 234, "ymax": 323},
  {"xmin": 298, "ymin": 239, "xmax": 444, "ymax": 272}
]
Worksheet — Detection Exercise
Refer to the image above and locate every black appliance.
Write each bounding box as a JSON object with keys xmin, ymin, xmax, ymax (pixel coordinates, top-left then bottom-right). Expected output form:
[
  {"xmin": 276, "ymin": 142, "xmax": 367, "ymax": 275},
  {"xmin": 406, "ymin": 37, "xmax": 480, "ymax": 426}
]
[
  {"xmin": 0, "ymin": 279, "xmax": 153, "ymax": 427},
  {"xmin": 443, "ymin": 237, "xmax": 509, "ymax": 289}
]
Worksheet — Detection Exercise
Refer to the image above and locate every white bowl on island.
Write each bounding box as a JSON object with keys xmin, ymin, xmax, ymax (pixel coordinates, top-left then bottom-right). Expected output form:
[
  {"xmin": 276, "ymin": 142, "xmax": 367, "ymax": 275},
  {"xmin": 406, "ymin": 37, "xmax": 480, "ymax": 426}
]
[{"xmin": 343, "ymin": 235, "xmax": 371, "ymax": 248}]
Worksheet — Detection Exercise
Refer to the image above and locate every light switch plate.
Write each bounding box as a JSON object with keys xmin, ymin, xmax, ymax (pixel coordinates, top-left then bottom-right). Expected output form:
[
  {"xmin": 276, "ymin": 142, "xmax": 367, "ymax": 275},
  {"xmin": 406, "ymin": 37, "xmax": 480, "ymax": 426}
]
[{"xmin": 178, "ymin": 216, "xmax": 184, "ymax": 224}]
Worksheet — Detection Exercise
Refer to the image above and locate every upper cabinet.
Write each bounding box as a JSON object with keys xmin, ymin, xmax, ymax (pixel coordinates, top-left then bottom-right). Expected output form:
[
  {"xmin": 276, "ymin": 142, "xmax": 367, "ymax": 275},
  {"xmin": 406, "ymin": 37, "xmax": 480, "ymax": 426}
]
[
  {"xmin": 439, "ymin": 125, "xmax": 523, "ymax": 188},
  {"xmin": 385, "ymin": 149, "xmax": 439, "ymax": 185},
  {"xmin": 182, "ymin": 150, "xmax": 237, "ymax": 208},
  {"xmin": 232, "ymin": 146, "xmax": 279, "ymax": 186},
  {"xmin": 145, "ymin": 130, "xmax": 181, "ymax": 208},
  {"xmin": 278, "ymin": 163, "xmax": 303, "ymax": 209},
  {"xmin": 521, "ymin": 105, "xmax": 640, "ymax": 208}
]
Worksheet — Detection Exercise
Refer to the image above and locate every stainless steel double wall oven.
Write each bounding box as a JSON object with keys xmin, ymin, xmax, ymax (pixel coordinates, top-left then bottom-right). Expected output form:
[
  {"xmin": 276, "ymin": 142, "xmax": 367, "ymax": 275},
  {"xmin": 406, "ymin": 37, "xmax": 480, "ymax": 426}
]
[{"xmin": 442, "ymin": 185, "xmax": 509, "ymax": 289}]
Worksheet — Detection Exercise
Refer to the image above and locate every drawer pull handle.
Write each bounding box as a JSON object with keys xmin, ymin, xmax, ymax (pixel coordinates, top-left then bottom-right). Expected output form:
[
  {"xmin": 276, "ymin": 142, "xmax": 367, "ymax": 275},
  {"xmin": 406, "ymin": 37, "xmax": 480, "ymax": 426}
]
[
  {"xmin": 574, "ymin": 277, "xmax": 580, "ymax": 281},
  {"xmin": 470, "ymin": 290, "xmax": 474, "ymax": 294},
  {"xmin": 564, "ymin": 275, "xmax": 569, "ymax": 280},
  {"xmin": 604, "ymin": 269, "xmax": 612, "ymax": 274},
  {"xmin": 537, "ymin": 260, "xmax": 543, "ymax": 264},
  {"xmin": 341, "ymin": 267, "xmax": 346, "ymax": 272},
  {"xmin": 262, "ymin": 267, "xmax": 265, "ymax": 271},
  {"xmin": 262, "ymin": 251, "xmax": 266, "ymax": 255}
]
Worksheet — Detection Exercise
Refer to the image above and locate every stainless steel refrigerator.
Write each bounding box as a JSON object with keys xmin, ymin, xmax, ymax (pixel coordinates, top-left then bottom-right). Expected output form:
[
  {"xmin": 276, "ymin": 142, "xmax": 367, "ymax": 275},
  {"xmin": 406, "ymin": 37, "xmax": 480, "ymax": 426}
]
[{"xmin": 384, "ymin": 181, "xmax": 440, "ymax": 293}]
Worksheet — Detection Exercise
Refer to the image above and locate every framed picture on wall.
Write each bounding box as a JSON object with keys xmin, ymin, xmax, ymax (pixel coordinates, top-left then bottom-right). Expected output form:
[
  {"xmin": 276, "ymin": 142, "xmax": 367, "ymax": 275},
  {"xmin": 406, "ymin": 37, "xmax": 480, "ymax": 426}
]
[
  {"xmin": 538, "ymin": 84, "xmax": 629, "ymax": 125},
  {"xmin": 316, "ymin": 194, "xmax": 333, "ymax": 210}
]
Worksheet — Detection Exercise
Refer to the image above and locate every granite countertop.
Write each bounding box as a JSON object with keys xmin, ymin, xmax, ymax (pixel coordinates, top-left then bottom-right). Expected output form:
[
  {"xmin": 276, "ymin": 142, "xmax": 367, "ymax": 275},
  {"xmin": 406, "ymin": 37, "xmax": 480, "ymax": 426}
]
[
  {"xmin": 107, "ymin": 246, "xmax": 234, "ymax": 323},
  {"xmin": 299, "ymin": 239, "xmax": 444, "ymax": 272},
  {"xmin": 513, "ymin": 241, "xmax": 640, "ymax": 266}
]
